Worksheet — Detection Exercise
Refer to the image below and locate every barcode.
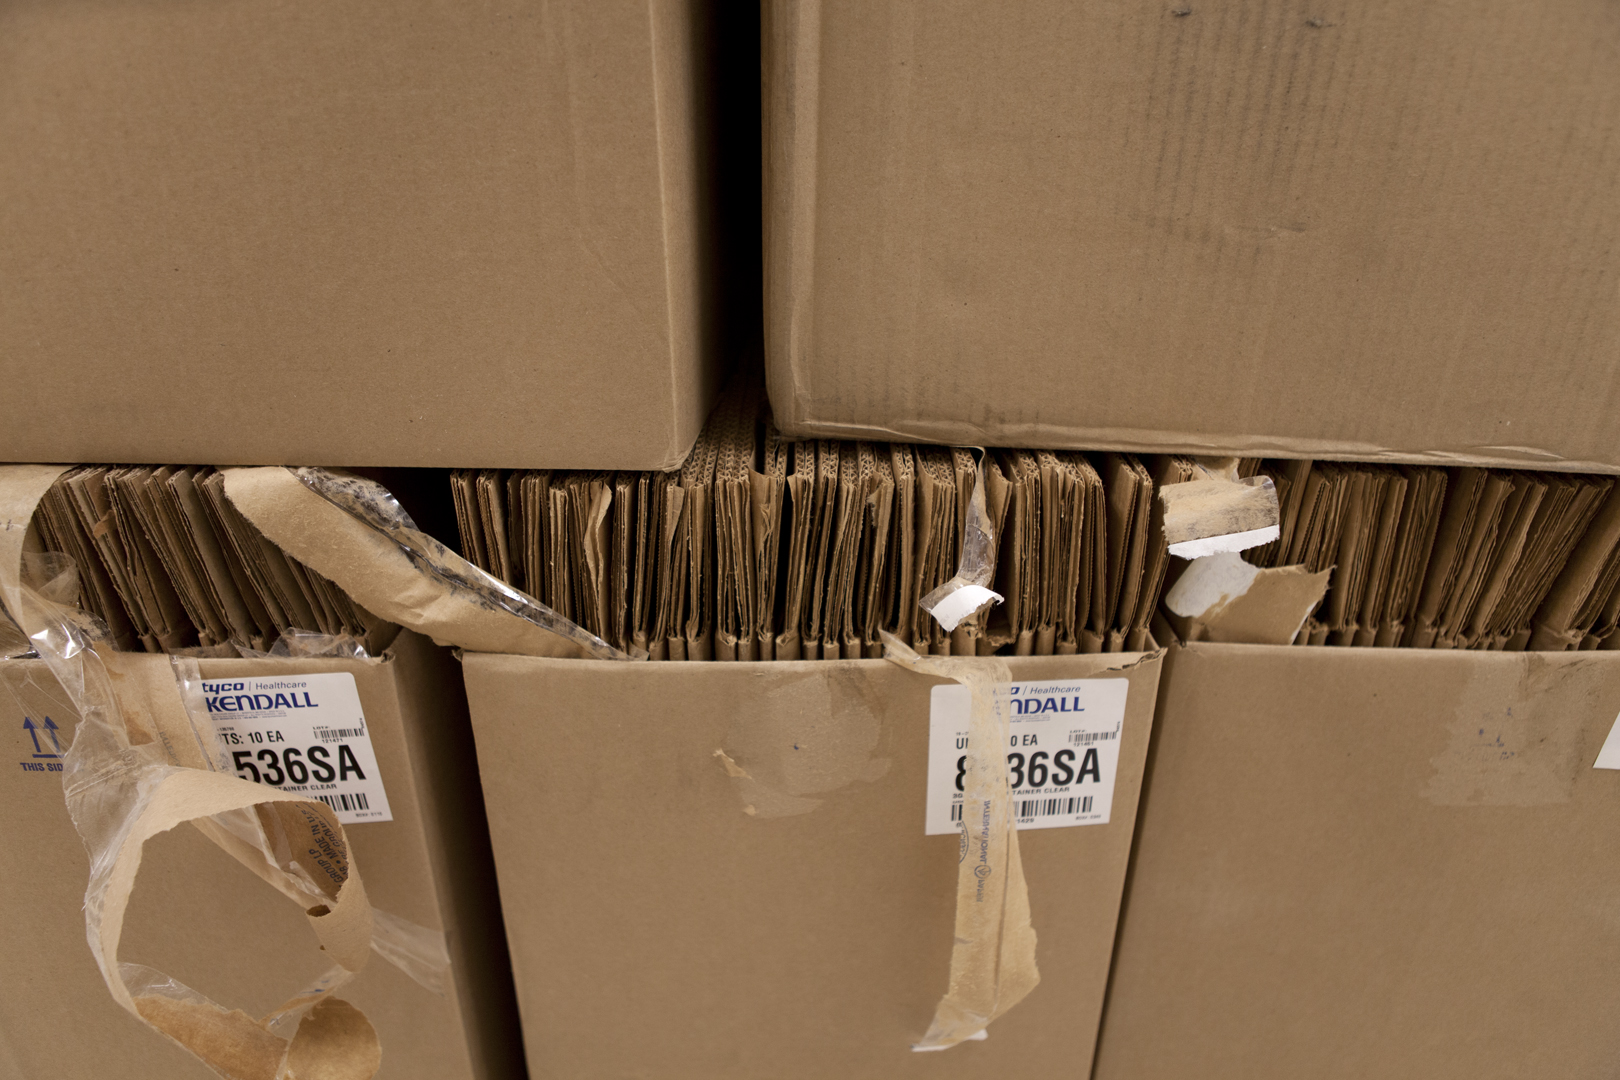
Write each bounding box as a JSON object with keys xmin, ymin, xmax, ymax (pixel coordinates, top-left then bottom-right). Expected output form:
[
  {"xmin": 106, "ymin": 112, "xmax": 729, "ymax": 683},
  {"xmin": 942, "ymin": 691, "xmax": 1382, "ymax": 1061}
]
[
  {"xmin": 312, "ymin": 726, "xmax": 365, "ymax": 743},
  {"xmin": 1069, "ymin": 729, "xmax": 1117, "ymax": 746},
  {"xmin": 951, "ymin": 795, "xmax": 1094, "ymax": 822},
  {"xmin": 1015, "ymin": 795, "xmax": 1093, "ymax": 819},
  {"xmin": 315, "ymin": 791, "xmax": 369, "ymax": 813}
]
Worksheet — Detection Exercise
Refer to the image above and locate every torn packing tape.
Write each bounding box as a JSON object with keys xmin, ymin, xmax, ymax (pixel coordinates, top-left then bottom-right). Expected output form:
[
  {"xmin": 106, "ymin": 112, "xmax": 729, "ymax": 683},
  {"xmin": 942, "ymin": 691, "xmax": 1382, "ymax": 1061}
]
[
  {"xmin": 0, "ymin": 464, "xmax": 442, "ymax": 1080},
  {"xmin": 222, "ymin": 466, "xmax": 635, "ymax": 661},
  {"xmin": 881, "ymin": 631, "xmax": 1038, "ymax": 1050},
  {"xmin": 1159, "ymin": 474, "xmax": 1281, "ymax": 559},
  {"xmin": 920, "ymin": 450, "xmax": 1004, "ymax": 633}
]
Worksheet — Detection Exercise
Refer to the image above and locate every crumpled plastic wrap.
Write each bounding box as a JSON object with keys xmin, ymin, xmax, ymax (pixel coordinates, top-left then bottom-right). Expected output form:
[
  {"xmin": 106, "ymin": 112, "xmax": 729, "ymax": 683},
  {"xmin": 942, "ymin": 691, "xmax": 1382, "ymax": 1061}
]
[{"xmin": 0, "ymin": 465, "xmax": 448, "ymax": 1079}]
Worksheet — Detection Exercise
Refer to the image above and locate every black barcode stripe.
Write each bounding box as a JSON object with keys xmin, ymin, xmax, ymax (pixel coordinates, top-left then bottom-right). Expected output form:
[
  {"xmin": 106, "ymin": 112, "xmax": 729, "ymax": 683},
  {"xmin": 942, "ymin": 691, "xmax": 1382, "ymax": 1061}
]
[
  {"xmin": 312, "ymin": 726, "xmax": 366, "ymax": 743},
  {"xmin": 315, "ymin": 792, "xmax": 370, "ymax": 813},
  {"xmin": 1012, "ymin": 794, "xmax": 1095, "ymax": 819},
  {"xmin": 1068, "ymin": 730, "xmax": 1118, "ymax": 745}
]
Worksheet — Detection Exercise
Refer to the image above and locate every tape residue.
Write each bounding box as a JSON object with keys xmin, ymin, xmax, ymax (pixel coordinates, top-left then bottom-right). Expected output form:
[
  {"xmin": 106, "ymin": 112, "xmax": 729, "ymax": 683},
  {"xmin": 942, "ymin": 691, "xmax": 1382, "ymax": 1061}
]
[
  {"xmin": 713, "ymin": 668, "xmax": 892, "ymax": 819},
  {"xmin": 1423, "ymin": 654, "xmax": 1596, "ymax": 806},
  {"xmin": 1159, "ymin": 475, "xmax": 1280, "ymax": 557}
]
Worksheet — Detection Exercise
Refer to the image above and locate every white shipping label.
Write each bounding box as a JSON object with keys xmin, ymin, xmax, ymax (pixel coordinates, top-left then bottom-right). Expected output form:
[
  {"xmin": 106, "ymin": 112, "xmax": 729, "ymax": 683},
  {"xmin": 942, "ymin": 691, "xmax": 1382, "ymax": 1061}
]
[
  {"xmin": 1594, "ymin": 711, "xmax": 1620, "ymax": 770},
  {"xmin": 925, "ymin": 678, "xmax": 1129, "ymax": 836},
  {"xmin": 204, "ymin": 673, "xmax": 392, "ymax": 824}
]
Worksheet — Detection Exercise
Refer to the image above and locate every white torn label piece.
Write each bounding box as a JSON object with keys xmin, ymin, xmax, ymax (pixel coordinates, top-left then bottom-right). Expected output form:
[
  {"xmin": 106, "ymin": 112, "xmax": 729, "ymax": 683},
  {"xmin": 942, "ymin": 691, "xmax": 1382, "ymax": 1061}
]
[
  {"xmin": 927, "ymin": 584, "xmax": 1003, "ymax": 633},
  {"xmin": 205, "ymin": 673, "xmax": 393, "ymax": 824},
  {"xmin": 1165, "ymin": 551, "xmax": 1262, "ymax": 618},
  {"xmin": 926, "ymin": 678, "xmax": 1129, "ymax": 835},
  {"xmin": 1593, "ymin": 713, "xmax": 1620, "ymax": 770},
  {"xmin": 914, "ymin": 1029, "xmax": 989, "ymax": 1051},
  {"xmin": 1168, "ymin": 523, "xmax": 1280, "ymax": 559},
  {"xmin": 1164, "ymin": 551, "xmax": 1330, "ymax": 646}
]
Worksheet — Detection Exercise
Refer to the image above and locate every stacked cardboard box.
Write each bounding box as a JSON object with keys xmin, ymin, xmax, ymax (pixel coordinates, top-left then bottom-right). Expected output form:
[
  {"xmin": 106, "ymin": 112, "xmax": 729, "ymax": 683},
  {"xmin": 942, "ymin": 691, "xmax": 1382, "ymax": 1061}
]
[
  {"xmin": 0, "ymin": 0, "xmax": 718, "ymax": 471},
  {"xmin": 0, "ymin": 467, "xmax": 522, "ymax": 1079},
  {"xmin": 764, "ymin": 4, "xmax": 1620, "ymax": 1077},
  {"xmin": 433, "ymin": 401, "xmax": 1178, "ymax": 1072},
  {"xmin": 2, "ymin": 1, "xmax": 734, "ymax": 1075}
]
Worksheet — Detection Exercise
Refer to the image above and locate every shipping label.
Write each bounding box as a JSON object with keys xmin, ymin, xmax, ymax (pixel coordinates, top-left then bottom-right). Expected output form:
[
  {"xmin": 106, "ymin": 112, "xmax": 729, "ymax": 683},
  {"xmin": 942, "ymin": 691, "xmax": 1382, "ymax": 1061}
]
[
  {"xmin": 925, "ymin": 677, "xmax": 1128, "ymax": 835},
  {"xmin": 204, "ymin": 672, "xmax": 392, "ymax": 824}
]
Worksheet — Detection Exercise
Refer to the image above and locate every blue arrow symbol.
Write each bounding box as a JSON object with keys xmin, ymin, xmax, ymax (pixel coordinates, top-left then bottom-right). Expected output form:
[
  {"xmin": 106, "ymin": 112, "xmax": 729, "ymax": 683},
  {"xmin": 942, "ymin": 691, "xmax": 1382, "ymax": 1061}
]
[
  {"xmin": 22, "ymin": 718, "xmax": 41, "ymax": 755},
  {"xmin": 42, "ymin": 717, "xmax": 62, "ymax": 753}
]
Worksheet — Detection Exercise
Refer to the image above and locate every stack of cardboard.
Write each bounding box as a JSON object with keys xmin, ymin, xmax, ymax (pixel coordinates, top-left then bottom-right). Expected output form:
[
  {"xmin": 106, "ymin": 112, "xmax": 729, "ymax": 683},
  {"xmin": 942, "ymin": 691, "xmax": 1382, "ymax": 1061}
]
[{"xmin": 449, "ymin": 397, "xmax": 1174, "ymax": 661}]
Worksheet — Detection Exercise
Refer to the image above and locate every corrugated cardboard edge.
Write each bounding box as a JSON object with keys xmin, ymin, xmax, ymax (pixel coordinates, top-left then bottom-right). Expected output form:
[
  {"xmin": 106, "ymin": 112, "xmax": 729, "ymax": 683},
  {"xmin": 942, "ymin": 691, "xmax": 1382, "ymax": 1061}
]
[
  {"xmin": 762, "ymin": 414, "xmax": 1620, "ymax": 476},
  {"xmin": 762, "ymin": 0, "xmax": 823, "ymax": 433}
]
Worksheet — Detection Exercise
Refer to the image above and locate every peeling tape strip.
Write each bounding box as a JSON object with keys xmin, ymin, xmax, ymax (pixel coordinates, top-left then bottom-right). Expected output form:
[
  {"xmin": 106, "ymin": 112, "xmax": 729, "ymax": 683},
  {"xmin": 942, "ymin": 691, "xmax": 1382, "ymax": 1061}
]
[
  {"xmin": 221, "ymin": 466, "xmax": 634, "ymax": 661},
  {"xmin": 1160, "ymin": 475, "xmax": 1280, "ymax": 557},
  {"xmin": 881, "ymin": 631, "xmax": 1037, "ymax": 1050}
]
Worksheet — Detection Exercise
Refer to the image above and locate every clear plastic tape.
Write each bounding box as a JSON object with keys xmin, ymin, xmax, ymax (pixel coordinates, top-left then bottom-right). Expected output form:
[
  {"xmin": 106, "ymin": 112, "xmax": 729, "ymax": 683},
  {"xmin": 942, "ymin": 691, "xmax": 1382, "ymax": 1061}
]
[
  {"xmin": 291, "ymin": 467, "xmax": 643, "ymax": 661},
  {"xmin": 234, "ymin": 628, "xmax": 376, "ymax": 661},
  {"xmin": 0, "ymin": 555, "xmax": 409, "ymax": 1078},
  {"xmin": 880, "ymin": 631, "xmax": 1038, "ymax": 1050},
  {"xmin": 919, "ymin": 449, "xmax": 1005, "ymax": 633}
]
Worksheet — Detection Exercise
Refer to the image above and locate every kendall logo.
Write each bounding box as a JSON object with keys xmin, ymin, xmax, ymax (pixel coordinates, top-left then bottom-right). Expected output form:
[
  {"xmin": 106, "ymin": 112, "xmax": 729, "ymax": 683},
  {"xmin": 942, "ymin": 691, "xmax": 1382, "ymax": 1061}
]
[{"xmin": 1011, "ymin": 695, "xmax": 1086, "ymax": 716}]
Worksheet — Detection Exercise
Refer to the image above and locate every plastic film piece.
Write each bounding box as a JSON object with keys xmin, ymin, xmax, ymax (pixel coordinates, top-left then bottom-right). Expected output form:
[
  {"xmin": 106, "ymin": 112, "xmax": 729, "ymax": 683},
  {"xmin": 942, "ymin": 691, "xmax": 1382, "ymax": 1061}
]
[
  {"xmin": 233, "ymin": 629, "xmax": 377, "ymax": 661},
  {"xmin": 222, "ymin": 466, "xmax": 637, "ymax": 660},
  {"xmin": 169, "ymin": 656, "xmax": 453, "ymax": 997},
  {"xmin": 919, "ymin": 450, "xmax": 1005, "ymax": 633},
  {"xmin": 880, "ymin": 631, "xmax": 1039, "ymax": 1050}
]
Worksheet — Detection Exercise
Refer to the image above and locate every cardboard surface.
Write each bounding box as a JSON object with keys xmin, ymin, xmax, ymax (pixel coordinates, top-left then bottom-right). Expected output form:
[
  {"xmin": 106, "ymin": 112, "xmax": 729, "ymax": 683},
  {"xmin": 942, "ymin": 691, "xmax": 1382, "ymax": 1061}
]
[
  {"xmin": 0, "ymin": 633, "xmax": 522, "ymax": 1080},
  {"xmin": 765, "ymin": 0, "xmax": 1620, "ymax": 470},
  {"xmin": 0, "ymin": 0, "xmax": 717, "ymax": 471},
  {"xmin": 461, "ymin": 651, "xmax": 1160, "ymax": 1078},
  {"xmin": 1096, "ymin": 641, "xmax": 1620, "ymax": 1079}
]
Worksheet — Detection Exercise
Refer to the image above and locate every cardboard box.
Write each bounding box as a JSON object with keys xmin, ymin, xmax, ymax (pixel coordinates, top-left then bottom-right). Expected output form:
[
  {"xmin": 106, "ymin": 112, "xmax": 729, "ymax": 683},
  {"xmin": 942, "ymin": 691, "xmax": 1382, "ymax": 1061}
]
[
  {"xmin": 0, "ymin": 632, "xmax": 524, "ymax": 1080},
  {"xmin": 1094, "ymin": 639, "xmax": 1620, "ymax": 1079},
  {"xmin": 460, "ymin": 651, "xmax": 1161, "ymax": 1078},
  {"xmin": 764, "ymin": 0, "xmax": 1620, "ymax": 471},
  {"xmin": 0, "ymin": 0, "xmax": 718, "ymax": 471}
]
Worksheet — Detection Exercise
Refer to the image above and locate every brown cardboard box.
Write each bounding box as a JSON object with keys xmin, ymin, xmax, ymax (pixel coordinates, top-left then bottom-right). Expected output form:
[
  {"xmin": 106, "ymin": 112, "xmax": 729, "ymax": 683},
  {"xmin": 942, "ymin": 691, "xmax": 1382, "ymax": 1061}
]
[
  {"xmin": 0, "ymin": 632, "xmax": 524, "ymax": 1080},
  {"xmin": 1094, "ymin": 639, "xmax": 1620, "ymax": 1079},
  {"xmin": 460, "ymin": 651, "xmax": 1160, "ymax": 1078},
  {"xmin": 764, "ymin": 0, "xmax": 1620, "ymax": 471},
  {"xmin": 0, "ymin": 0, "xmax": 717, "ymax": 471}
]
